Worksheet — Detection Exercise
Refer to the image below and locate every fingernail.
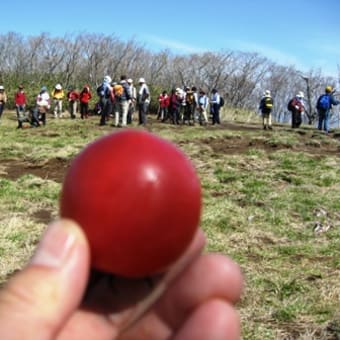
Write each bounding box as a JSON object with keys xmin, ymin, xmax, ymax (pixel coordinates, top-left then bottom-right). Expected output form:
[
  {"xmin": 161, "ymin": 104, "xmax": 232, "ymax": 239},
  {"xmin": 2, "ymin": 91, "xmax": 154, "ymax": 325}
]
[{"xmin": 30, "ymin": 220, "xmax": 77, "ymax": 268}]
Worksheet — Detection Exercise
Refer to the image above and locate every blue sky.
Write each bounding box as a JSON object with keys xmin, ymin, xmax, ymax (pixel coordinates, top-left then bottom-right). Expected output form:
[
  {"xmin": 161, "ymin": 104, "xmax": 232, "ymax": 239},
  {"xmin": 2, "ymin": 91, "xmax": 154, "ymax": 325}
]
[{"xmin": 1, "ymin": 0, "xmax": 339, "ymax": 77}]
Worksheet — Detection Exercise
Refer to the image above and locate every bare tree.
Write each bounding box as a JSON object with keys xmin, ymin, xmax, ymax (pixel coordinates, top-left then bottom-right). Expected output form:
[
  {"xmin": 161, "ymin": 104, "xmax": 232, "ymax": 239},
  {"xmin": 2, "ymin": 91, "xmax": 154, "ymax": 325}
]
[{"xmin": 0, "ymin": 31, "xmax": 339, "ymax": 113}]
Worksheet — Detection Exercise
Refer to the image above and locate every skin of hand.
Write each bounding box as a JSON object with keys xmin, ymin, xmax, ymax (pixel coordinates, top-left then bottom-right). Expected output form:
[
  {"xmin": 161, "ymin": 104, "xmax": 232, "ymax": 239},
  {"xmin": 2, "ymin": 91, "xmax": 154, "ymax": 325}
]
[{"xmin": 0, "ymin": 219, "xmax": 243, "ymax": 340}]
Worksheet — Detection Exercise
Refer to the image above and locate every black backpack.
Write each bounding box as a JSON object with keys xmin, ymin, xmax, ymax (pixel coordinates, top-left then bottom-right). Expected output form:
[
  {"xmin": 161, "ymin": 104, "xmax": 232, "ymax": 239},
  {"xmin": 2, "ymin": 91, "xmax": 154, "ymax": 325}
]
[
  {"xmin": 287, "ymin": 98, "xmax": 296, "ymax": 111},
  {"xmin": 219, "ymin": 96, "xmax": 225, "ymax": 107},
  {"xmin": 96, "ymin": 83, "xmax": 110, "ymax": 98},
  {"xmin": 263, "ymin": 97, "xmax": 273, "ymax": 110}
]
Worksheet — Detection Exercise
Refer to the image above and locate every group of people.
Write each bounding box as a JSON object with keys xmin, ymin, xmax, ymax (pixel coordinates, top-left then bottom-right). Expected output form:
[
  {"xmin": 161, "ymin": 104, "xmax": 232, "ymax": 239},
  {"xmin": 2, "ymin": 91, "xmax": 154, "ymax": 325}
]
[
  {"xmin": 259, "ymin": 85, "xmax": 340, "ymax": 133},
  {"xmin": 0, "ymin": 79, "xmax": 339, "ymax": 132},
  {"xmin": 156, "ymin": 87, "xmax": 223, "ymax": 126},
  {"xmin": 95, "ymin": 76, "xmax": 223, "ymax": 128},
  {"xmin": 96, "ymin": 75, "xmax": 150, "ymax": 127},
  {"xmin": 0, "ymin": 78, "xmax": 224, "ymax": 129},
  {"xmin": 0, "ymin": 83, "xmax": 93, "ymax": 128}
]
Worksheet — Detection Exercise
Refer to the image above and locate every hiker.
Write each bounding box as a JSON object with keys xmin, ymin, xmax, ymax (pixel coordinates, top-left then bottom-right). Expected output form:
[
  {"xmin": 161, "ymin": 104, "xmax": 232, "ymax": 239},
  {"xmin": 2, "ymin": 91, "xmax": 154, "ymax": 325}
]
[
  {"xmin": 259, "ymin": 90, "xmax": 273, "ymax": 130},
  {"xmin": 67, "ymin": 86, "xmax": 79, "ymax": 119},
  {"xmin": 31, "ymin": 86, "xmax": 50, "ymax": 127},
  {"xmin": 79, "ymin": 85, "xmax": 92, "ymax": 119},
  {"xmin": 157, "ymin": 90, "xmax": 170, "ymax": 122},
  {"xmin": 117, "ymin": 75, "xmax": 132, "ymax": 127},
  {"xmin": 192, "ymin": 86, "xmax": 200, "ymax": 123},
  {"xmin": 15, "ymin": 85, "xmax": 28, "ymax": 129},
  {"xmin": 137, "ymin": 77, "xmax": 150, "ymax": 126},
  {"xmin": 52, "ymin": 84, "xmax": 65, "ymax": 118},
  {"xmin": 316, "ymin": 85, "xmax": 340, "ymax": 133},
  {"xmin": 168, "ymin": 88, "xmax": 180, "ymax": 125},
  {"xmin": 184, "ymin": 87, "xmax": 195, "ymax": 125},
  {"xmin": 127, "ymin": 78, "xmax": 136, "ymax": 124},
  {"xmin": 97, "ymin": 75, "xmax": 113, "ymax": 126},
  {"xmin": 288, "ymin": 91, "xmax": 305, "ymax": 128},
  {"xmin": 0, "ymin": 219, "xmax": 242, "ymax": 339},
  {"xmin": 178, "ymin": 87, "xmax": 187, "ymax": 123},
  {"xmin": 198, "ymin": 90, "xmax": 209, "ymax": 125},
  {"xmin": 111, "ymin": 82, "xmax": 121, "ymax": 127},
  {"xmin": 0, "ymin": 85, "xmax": 8, "ymax": 123},
  {"xmin": 210, "ymin": 88, "xmax": 221, "ymax": 125}
]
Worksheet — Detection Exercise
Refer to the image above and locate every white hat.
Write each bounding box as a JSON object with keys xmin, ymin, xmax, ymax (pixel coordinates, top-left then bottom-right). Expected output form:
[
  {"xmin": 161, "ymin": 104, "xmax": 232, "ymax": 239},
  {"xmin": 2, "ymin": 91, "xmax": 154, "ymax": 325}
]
[
  {"xmin": 0, "ymin": 85, "xmax": 4, "ymax": 90},
  {"xmin": 55, "ymin": 84, "xmax": 62, "ymax": 90},
  {"xmin": 138, "ymin": 77, "xmax": 145, "ymax": 83},
  {"xmin": 104, "ymin": 75, "xmax": 112, "ymax": 83},
  {"xmin": 264, "ymin": 90, "xmax": 271, "ymax": 96},
  {"xmin": 127, "ymin": 78, "xmax": 133, "ymax": 83},
  {"xmin": 296, "ymin": 91, "xmax": 304, "ymax": 98}
]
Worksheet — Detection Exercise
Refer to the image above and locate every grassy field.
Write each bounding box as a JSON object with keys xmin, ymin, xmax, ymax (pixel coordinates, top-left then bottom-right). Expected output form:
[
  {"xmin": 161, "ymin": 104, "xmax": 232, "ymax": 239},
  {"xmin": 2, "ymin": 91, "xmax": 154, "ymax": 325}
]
[{"xmin": 0, "ymin": 109, "xmax": 339, "ymax": 339}]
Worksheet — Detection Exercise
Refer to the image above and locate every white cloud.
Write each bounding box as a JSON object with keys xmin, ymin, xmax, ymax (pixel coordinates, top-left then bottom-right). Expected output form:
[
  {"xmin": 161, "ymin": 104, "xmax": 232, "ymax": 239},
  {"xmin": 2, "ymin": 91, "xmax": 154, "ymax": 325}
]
[
  {"xmin": 226, "ymin": 39, "xmax": 300, "ymax": 67},
  {"xmin": 141, "ymin": 34, "xmax": 205, "ymax": 54}
]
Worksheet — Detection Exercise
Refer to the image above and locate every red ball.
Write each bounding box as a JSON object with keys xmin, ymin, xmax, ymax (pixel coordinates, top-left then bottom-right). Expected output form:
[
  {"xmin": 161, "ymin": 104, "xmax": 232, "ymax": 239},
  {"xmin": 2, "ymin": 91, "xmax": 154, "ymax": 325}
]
[{"xmin": 60, "ymin": 129, "xmax": 201, "ymax": 278}]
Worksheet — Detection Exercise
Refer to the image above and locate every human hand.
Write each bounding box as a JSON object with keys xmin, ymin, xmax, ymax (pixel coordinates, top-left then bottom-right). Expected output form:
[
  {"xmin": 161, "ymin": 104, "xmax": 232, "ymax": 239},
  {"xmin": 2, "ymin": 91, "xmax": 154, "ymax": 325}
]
[{"xmin": 0, "ymin": 219, "xmax": 243, "ymax": 340}]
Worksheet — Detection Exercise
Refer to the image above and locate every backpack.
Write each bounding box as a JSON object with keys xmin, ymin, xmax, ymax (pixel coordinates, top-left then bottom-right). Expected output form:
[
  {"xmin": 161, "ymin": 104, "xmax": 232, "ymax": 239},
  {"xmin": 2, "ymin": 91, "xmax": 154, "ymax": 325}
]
[
  {"xmin": 287, "ymin": 98, "xmax": 297, "ymax": 111},
  {"xmin": 317, "ymin": 94, "xmax": 331, "ymax": 111},
  {"xmin": 263, "ymin": 96, "xmax": 273, "ymax": 110},
  {"xmin": 97, "ymin": 84, "xmax": 110, "ymax": 98},
  {"xmin": 219, "ymin": 96, "xmax": 225, "ymax": 107},
  {"xmin": 186, "ymin": 91, "xmax": 194, "ymax": 104},
  {"xmin": 96, "ymin": 84, "xmax": 104, "ymax": 97},
  {"xmin": 114, "ymin": 84, "xmax": 124, "ymax": 97}
]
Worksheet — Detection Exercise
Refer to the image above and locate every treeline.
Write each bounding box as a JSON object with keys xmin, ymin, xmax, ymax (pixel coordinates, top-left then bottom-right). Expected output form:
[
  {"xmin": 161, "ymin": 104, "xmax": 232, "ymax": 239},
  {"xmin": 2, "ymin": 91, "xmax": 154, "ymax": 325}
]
[{"xmin": 0, "ymin": 32, "xmax": 339, "ymax": 124}]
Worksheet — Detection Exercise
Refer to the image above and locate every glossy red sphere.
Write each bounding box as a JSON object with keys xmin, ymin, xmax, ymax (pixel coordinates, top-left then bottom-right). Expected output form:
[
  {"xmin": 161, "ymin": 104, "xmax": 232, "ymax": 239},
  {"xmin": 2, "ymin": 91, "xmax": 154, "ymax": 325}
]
[{"xmin": 60, "ymin": 129, "xmax": 201, "ymax": 278}]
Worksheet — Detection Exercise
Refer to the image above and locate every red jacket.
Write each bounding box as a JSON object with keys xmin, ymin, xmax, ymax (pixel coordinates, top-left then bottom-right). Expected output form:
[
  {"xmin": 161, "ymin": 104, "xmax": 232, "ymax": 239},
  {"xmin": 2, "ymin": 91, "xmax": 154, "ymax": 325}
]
[
  {"xmin": 67, "ymin": 90, "xmax": 79, "ymax": 101},
  {"xmin": 15, "ymin": 91, "xmax": 26, "ymax": 105},
  {"xmin": 159, "ymin": 94, "xmax": 170, "ymax": 108},
  {"xmin": 79, "ymin": 89, "xmax": 92, "ymax": 103}
]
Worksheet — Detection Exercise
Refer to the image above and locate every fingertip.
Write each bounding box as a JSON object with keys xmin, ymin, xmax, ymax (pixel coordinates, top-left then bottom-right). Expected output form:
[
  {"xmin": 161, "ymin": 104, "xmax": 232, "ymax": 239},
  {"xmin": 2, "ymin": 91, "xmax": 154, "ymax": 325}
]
[
  {"xmin": 205, "ymin": 253, "xmax": 244, "ymax": 303},
  {"xmin": 30, "ymin": 218, "xmax": 89, "ymax": 269},
  {"xmin": 0, "ymin": 219, "xmax": 90, "ymax": 339},
  {"xmin": 174, "ymin": 299, "xmax": 241, "ymax": 340}
]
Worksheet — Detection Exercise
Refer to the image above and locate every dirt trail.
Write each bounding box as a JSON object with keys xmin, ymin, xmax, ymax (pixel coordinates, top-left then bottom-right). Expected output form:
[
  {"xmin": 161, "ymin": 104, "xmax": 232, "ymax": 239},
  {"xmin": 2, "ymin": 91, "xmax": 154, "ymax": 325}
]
[{"xmin": 1, "ymin": 122, "xmax": 339, "ymax": 183}]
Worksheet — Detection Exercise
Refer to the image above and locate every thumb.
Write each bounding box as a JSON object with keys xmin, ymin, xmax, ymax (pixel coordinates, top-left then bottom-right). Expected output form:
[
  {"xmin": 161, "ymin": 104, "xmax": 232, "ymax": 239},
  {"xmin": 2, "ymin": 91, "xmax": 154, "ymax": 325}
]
[{"xmin": 0, "ymin": 219, "xmax": 90, "ymax": 340}]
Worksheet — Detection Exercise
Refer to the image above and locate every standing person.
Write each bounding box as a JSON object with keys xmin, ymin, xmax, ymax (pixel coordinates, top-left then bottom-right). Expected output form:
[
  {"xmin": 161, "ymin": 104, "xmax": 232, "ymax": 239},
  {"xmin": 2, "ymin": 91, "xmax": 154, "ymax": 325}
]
[
  {"xmin": 316, "ymin": 85, "xmax": 340, "ymax": 134},
  {"xmin": 192, "ymin": 86, "xmax": 199, "ymax": 123},
  {"xmin": 79, "ymin": 84, "xmax": 92, "ymax": 119},
  {"xmin": 117, "ymin": 75, "xmax": 132, "ymax": 127},
  {"xmin": 127, "ymin": 78, "xmax": 136, "ymax": 124},
  {"xmin": 259, "ymin": 90, "xmax": 274, "ymax": 130},
  {"xmin": 137, "ymin": 77, "xmax": 150, "ymax": 126},
  {"xmin": 15, "ymin": 84, "xmax": 27, "ymax": 128},
  {"xmin": 67, "ymin": 86, "xmax": 79, "ymax": 119},
  {"xmin": 97, "ymin": 75, "xmax": 113, "ymax": 126},
  {"xmin": 0, "ymin": 85, "xmax": 8, "ymax": 123},
  {"xmin": 178, "ymin": 87, "xmax": 187, "ymax": 123},
  {"xmin": 31, "ymin": 86, "xmax": 50, "ymax": 127},
  {"xmin": 210, "ymin": 88, "xmax": 221, "ymax": 125},
  {"xmin": 184, "ymin": 87, "xmax": 195, "ymax": 125},
  {"xmin": 170, "ymin": 88, "xmax": 182, "ymax": 125},
  {"xmin": 111, "ymin": 82, "xmax": 121, "ymax": 127},
  {"xmin": 157, "ymin": 90, "xmax": 170, "ymax": 122},
  {"xmin": 288, "ymin": 91, "xmax": 305, "ymax": 128},
  {"xmin": 52, "ymin": 84, "xmax": 65, "ymax": 118},
  {"xmin": 198, "ymin": 90, "xmax": 209, "ymax": 125}
]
